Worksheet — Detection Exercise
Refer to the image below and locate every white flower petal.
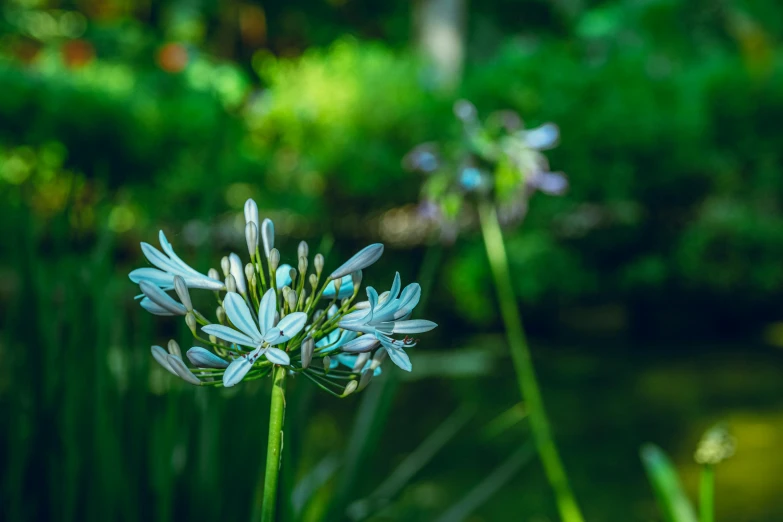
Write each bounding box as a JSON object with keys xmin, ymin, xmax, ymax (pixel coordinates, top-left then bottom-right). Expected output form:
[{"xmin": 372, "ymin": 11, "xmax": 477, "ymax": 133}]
[
  {"xmin": 223, "ymin": 357, "xmax": 253, "ymax": 387},
  {"xmin": 384, "ymin": 345, "xmax": 412, "ymax": 372},
  {"xmin": 186, "ymin": 347, "xmax": 229, "ymax": 368},
  {"xmin": 276, "ymin": 312, "xmax": 307, "ymax": 342},
  {"xmin": 129, "ymin": 268, "xmax": 174, "ymax": 288},
  {"xmin": 158, "ymin": 230, "xmax": 205, "ymax": 278},
  {"xmin": 394, "ymin": 283, "xmax": 421, "ymax": 320},
  {"xmin": 181, "ymin": 275, "xmax": 225, "ymax": 291},
  {"xmin": 341, "ymin": 335, "xmax": 381, "ymax": 353},
  {"xmin": 139, "ymin": 281, "xmax": 186, "ymax": 315},
  {"xmin": 223, "ymin": 292, "xmax": 262, "ymax": 341},
  {"xmin": 258, "ymin": 288, "xmax": 277, "ymax": 335},
  {"xmin": 140, "ymin": 242, "xmax": 183, "ymax": 274},
  {"xmin": 392, "ymin": 319, "xmax": 438, "ymax": 334},
  {"xmin": 263, "ymin": 327, "xmax": 282, "ymax": 345},
  {"xmin": 202, "ymin": 324, "xmax": 258, "ymax": 348},
  {"xmin": 140, "ymin": 297, "xmax": 177, "ymax": 316},
  {"xmin": 265, "ymin": 348, "xmax": 290, "ymax": 366}
]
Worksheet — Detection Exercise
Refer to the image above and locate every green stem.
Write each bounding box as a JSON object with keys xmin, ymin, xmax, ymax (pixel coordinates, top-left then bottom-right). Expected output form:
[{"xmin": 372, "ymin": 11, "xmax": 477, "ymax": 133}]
[
  {"xmin": 477, "ymin": 201, "xmax": 584, "ymax": 522},
  {"xmin": 700, "ymin": 464, "xmax": 714, "ymax": 522},
  {"xmin": 261, "ymin": 366, "xmax": 287, "ymax": 522}
]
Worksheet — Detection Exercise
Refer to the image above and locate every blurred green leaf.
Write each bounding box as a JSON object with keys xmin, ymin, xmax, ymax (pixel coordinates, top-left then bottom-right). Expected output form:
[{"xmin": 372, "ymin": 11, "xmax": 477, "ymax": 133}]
[{"xmin": 640, "ymin": 444, "xmax": 698, "ymax": 522}]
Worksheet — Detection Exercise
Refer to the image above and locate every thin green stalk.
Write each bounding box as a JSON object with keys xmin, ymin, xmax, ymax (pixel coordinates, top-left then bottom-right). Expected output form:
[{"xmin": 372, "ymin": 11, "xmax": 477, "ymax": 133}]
[
  {"xmin": 477, "ymin": 201, "xmax": 584, "ymax": 522},
  {"xmin": 700, "ymin": 464, "xmax": 714, "ymax": 522},
  {"xmin": 261, "ymin": 366, "xmax": 287, "ymax": 522}
]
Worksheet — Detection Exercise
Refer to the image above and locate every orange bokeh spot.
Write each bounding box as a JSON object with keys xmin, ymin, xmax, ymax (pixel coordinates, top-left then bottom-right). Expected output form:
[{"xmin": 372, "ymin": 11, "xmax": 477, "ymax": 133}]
[
  {"xmin": 157, "ymin": 43, "xmax": 189, "ymax": 73},
  {"xmin": 62, "ymin": 39, "xmax": 95, "ymax": 69}
]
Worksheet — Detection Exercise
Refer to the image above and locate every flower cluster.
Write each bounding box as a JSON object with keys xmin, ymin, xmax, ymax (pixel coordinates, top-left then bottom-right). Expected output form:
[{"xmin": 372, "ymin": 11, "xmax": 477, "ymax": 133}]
[
  {"xmin": 130, "ymin": 199, "xmax": 437, "ymax": 396},
  {"xmin": 694, "ymin": 424, "xmax": 735, "ymax": 466},
  {"xmin": 404, "ymin": 100, "xmax": 567, "ymax": 241}
]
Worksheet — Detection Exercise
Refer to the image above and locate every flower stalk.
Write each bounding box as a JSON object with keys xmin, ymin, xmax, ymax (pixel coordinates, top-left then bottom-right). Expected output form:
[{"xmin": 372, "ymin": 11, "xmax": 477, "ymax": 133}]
[
  {"xmin": 699, "ymin": 464, "xmax": 714, "ymax": 522},
  {"xmin": 261, "ymin": 365, "xmax": 287, "ymax": 522},
  {"xmin": 478, "ymin": 201, "xmax": 583, "ymax": 522}
]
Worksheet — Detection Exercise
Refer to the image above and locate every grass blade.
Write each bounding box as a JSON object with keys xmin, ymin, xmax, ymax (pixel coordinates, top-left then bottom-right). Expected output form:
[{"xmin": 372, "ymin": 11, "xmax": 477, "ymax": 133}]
[
  {"xmin": 346, "ymin": 405, "xmax": 474, "ymax": 520},
  {"xmin": 640, "ymin": 444, "xmax": 698, "ymax": 522},
  {"xmin": 433, "ymin": 441, "xmax": 535, "ymax": 522}
]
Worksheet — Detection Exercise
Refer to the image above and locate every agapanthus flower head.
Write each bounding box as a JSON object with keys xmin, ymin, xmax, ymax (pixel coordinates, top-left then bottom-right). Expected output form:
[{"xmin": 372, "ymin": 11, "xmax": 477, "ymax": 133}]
[
  {"xmin": 403, "ymin": 99, "xmax": 568, "ymax": 242},
  {"xmin": 694, "ymin": 424, "xmax": 735, "ymax": 466},
  {"xmin": 131, "ymin": 199, "xmax": 437, "ymax": 396}
]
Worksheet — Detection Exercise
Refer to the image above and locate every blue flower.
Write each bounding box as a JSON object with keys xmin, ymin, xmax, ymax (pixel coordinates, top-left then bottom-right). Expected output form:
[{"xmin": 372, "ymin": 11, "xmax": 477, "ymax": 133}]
[
  {"xmin": 333, "ymin": 353, "xmax": 382, "ymax": 376},
  {"xmin": 315, "ymin": 305, "xmax": 357, "ymax": 354},
  {"xmin": 129, "ymin": 230, "xmax": 224, "ymax": 291},
  {"xmin": 338, "ymin": 273, "xmax": 437, "ymax": 372},
  {"xmin": 323, "ymin": 274, "xmax": 354, "ymax": 299},
  {"xmin": 202, "ymin": 291, "xmax": 307, "ymax": 386},
  {"xmin": 521, "ymin": 123, "xmax": 559, "ymax": 150},
  {"xmin": 459, "ymin": 167, "xmax": 483, "ymax": 191}
]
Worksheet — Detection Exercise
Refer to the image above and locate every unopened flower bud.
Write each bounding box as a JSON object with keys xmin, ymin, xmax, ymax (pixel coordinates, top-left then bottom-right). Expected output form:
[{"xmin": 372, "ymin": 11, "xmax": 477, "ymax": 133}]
[
  {"xmin": 298, "ymin": 289, "xmax": 306, "ymax": 308},
  {"xmin": 167, "ymin": 339, "xmax": 182, "ymax": 357},
  {"xmin": 208, "ymin": 268, "xmax": 220, "ymax": 281},
  {"xmin": 220, "ymin": 256, "xmax": 230, "ymax": 278},
  {"xmin": 289, "ymin": 268, "xmax": 297, "ymax": 285},
  {"xmin": 216, "ymin": 306, "xmax": 226, "ymax": 325},
  {"xmin": 330, "ymin": 243, "xmax": 384, "ymax": 280},
  {"xmin": 298, "ymin": 256, "xmax": 308, "ymax": 275},
  {"xmin": 226, "ymin": 274, "xmax": 237, "ymax": 293},
  {"xmin": 185, "ymin": 312, "xmax": 197, "ymax": 335},
  {"xmin": 245, "ymin": 222, "xmax": 258, "ymax": 257},
  {"xmin": 269, "ymin": 248, "xmax": 280, "ymax": 272},
  {"xmin": 351, "ymin": 270, "xmax": 363, "ymax": 291},
  {"xmin": 352, "ymin": 352, "xmax": 370, "ymax": 373},
  {"xmin": 245, "ymin": 263, "xmax": 255, "ymax": 285},
  {"xmin": 323, "ymin": 355, "xmax": 331, "ymax": 373},
  {"xmin": 229, "ymin": 253, "xmax": 247, "ymax": 295},
  {"xmin": 244, "ymin": 198, "xmax": 259, "ymax": 228},
  {"xmin": 370, "ymin": 349, "xmax": 387, "ymax": 370},
  {"xmin": 342, "ymin": 380, "xmax": 358, "ymax": 397},
  {"xmin": 357, "ymin": 369, "xmax": 373, "ymax": 392},
  {"xmin": 209, "ymin": 334, "xmax": 217, "ymax": 345},
  {"xmin": 167, "ymin": 355, "xmax": 201, "ymax": 385},
  {"xmin": 261, "ymin": 218, "xmax": 275, "ymax": 257},
  {"xmin": 298, "ymin": 241, "xmax": 309, "ymax": 259},
  {"xmin": 314, "ymin": 254, "xmax": 324, "ymax": 276},
  {"xmin": 173, "ymin": 276, "xmax": 193, "ymax": 312},
  {"xmin": 300, "ymin": 337, "xmax": 314, "ymax": 369},
  {"xmin": 286, "ymin": 289, "xmax": 297, "ymax": 311},
  {"xmin": 309, "ymin": 273, "xmax": 318, "ymax": 290},
  {"xmin": 332, "ymin": 277, "xmax": 342, "ymax": 296}
]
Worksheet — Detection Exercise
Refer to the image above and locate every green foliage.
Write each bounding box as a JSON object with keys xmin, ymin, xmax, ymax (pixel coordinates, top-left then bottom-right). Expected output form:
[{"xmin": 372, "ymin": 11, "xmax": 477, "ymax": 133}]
[
  {"xmin": 2, "ymin": 1, "xmax": 783, "ymax": 521},
  {"xmin": 640, "ymin": 444, "xmax": 699, "ymax": 522}
]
